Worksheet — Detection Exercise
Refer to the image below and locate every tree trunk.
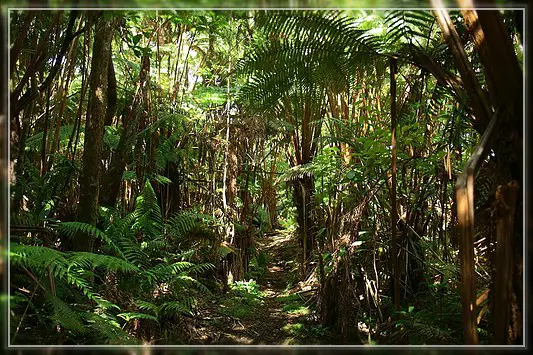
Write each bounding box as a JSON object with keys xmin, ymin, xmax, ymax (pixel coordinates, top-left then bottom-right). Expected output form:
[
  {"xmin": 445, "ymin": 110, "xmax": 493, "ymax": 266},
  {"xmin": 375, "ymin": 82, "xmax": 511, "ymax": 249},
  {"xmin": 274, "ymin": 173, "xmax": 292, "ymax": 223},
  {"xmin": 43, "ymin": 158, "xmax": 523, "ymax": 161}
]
[
  {"xmin": 390, "ymin": 56, "xmax": 401, "ymax": 310},
  {"xmin": 491, "ymin": 181, "xmax": 519, "ymax": 344},
  {"xmin": 100, "ymin": 55, "xmax": 150, "ymax": 207},
  {"xmin": 74, "ymin": 16, "xmax": 115, "ymax": 252},
  {"xmin": 292, "ymin": 174, "xmax": 315, "ymax": 276}
]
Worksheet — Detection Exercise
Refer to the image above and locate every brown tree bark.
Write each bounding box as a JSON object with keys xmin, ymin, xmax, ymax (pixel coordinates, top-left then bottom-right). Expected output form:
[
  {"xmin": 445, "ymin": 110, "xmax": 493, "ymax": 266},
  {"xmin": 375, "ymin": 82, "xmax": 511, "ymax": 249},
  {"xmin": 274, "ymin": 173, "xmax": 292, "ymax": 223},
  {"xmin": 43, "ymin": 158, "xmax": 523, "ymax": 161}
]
[
  {"xmin": 433, "ymin": 5, "xmax": 492, "ymax": 133},
  {"xmin": 10, "ymin": 11, "xmax": 35, "ymax": 77},
  {"xmin": 74, "ymin": 16, "xmax": 115, "ymax": 252},
  {"xmin": 100, "ymin": 55, "xmax": 150, "ymax": 207},
  {"xmin": 492, "ymin": 181, "xmax": 519, "ymax": 344},
  {"xmin": 11, "ymin": 11, "xmax": 83, "ymax": 120},
  {"xmin": 104, "ymin": 52, "xmax": 117, "ymax": 127}
]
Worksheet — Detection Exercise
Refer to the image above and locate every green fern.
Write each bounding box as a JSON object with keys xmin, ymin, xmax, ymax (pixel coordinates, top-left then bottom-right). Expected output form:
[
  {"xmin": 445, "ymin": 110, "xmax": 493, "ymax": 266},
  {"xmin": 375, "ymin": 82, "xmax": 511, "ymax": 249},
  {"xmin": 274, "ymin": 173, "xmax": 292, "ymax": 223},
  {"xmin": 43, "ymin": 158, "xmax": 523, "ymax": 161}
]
[
  {"xmin": 58, "ymin": 222, "xmax": 125, "ymax": 259},
  {"xmin": 239, "ymin": 11, "xmax": 385, "ymax": 115},
  {"xmin": 142, "ymin": 261, "xmax": 195, "ymax": 285},
  {"xmin": 11, "ymin": 175, "xmax": 214, "ymax": 344},
  {"xmin": 166, "ymin": 211, "xmax": 200, "ymax": 239},
  {"xmin": 46, "ymin": 293, "xmax": 87, "ymax": 334},
  {"xmin": 159, "ymin": 300, "xmax": 194, "ymax": 317},
  {"xmin": 135, "ymin": 300, "xmax": 159, "ymax": 316},
  {"xmin": 133, "ymin": 181, "xmax": 163, "ymax": 240},
  {"xmin": 385, "ymin": 10, "xmax": 436, "ymax": 48},
  {"xmin": 85, "ymin": 312, "xmax": 137, "ymax": 344},
  {"xmin": 67, "ymin": 252, "xmax": 139, "ymax": 274},
  {"xmin": 278, "ymin": 163, "xmax": 315, "ymax": 183},
  {"xmin": 117, "ymin": 312, "xmax": 159, "ymax": 323}
]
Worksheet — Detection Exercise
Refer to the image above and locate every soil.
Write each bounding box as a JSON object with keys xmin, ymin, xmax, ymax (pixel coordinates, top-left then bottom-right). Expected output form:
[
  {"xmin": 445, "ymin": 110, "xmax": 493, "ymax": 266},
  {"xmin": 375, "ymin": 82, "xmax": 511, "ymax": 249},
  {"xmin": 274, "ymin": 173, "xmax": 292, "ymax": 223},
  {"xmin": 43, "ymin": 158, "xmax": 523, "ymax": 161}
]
[{"xmin": 184, "ymin": 232, "xmax": 326, "ymax": 345}]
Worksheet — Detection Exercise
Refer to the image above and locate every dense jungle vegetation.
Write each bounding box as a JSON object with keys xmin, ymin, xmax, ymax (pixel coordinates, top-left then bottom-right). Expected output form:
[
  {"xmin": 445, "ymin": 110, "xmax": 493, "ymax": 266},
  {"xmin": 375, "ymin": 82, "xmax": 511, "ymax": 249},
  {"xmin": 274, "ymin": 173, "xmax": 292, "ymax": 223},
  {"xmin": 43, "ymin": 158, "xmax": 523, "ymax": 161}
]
[{"xmin": 6, "ymin": 6, "xmax": 524, "ymax": 346}]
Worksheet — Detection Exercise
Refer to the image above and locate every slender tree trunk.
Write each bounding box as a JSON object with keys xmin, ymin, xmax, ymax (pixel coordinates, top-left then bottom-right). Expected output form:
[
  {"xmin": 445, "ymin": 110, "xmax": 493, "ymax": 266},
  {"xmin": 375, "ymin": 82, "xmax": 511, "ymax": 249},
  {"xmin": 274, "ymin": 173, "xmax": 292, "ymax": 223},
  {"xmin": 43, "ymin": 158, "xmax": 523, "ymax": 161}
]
[
  {"xmin": 492, "ymin": 181, "xmax": 519, "ymax": 344},
  {"xmin": 100, "ymin": 55, "xmax": 150, "ymax": 207},
  {"xmin": 48, "ymin": 19, "xmax": 83, "ymax": 169},
  {"xmin": 40, "ymin": 86, "xmax": 51, "ymax": 177},
  {"xmin": 10, "ymin": 11, "xmax": 35, "ymax": 77},
  {"xmin": 104, "ymin": 52, "xmax": 117, "ymax": 127},
  {"xmin": 390, "ymin": 57, "xmax": 400, "ymax": 310},
  {"xmin": 12, "ymin": 11, "xmax": 82, "ymax": 120},
  {"xmin": 67, "ymin": 20, "xmax": 91, "ymax": 161}
]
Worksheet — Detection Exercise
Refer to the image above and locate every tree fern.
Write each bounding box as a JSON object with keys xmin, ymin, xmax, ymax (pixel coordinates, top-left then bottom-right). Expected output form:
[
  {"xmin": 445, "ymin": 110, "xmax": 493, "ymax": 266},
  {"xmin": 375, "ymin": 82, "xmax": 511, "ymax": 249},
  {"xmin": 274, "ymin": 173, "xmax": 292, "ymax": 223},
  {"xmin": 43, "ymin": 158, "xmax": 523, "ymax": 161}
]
[
  {"xmin": 385, "ymin": 10, "xmax": 436, "ymax": 49},
  {"xmin": 239, "ymin": 11, "xmax": 385, "ymax": 116},
  {"xmin": 254, "ymin": 11, "xmax": 382, "ymax": 54},
  {"xmin": 278, "ymin": 163, "xmax": 315, "ymax": 183}
]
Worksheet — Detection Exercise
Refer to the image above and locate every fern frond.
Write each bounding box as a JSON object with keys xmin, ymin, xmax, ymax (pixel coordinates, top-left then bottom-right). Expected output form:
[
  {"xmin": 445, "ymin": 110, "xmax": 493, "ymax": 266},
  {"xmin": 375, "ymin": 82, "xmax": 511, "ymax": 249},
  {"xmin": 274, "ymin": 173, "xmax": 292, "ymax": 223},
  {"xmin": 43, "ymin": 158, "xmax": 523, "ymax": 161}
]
[
  {"xmin": 11, "ymin": 243, "xmax": 68, "ymax": 274},
  {"xmin": 67, "ymin": 252, "xmax": 139, "ymax": 274},
  {"xmin": 133, "ymin": 180, "xmax": 163, "ymax": 240},
  {"xmin": 85, "ymin": 312, "xmax": 136, "ymax": 344},
  {"xmin": 187, "ymin": 262, "xmax": 216, "ymax": 274},
  {"xmin": 134, "ymin": 300, "xmax": 159, "ymax": 316},
  {"xmin": 278, "ymin": 163, "xmax": 315, "ymax": 183},
  {"xmin": 159, "ymin": 300, "xmax": 194, "ymax": 317},
  {"xmin": 117, "ymin": 312, "xmax": 159, "ymax": 323},
  {"xmin": 46, "ymin": 293, "xmax": 87, "ymax": 334},
  {"xmin": 166, "ymin": 211, "xmax": 200, "ymax": 239},
  {"xmin": 58, "ymin": 222, "xmax": 125, "ymax": 259},
  {"xmin": 142, "ymin": 261, "xmax": 194, "ymax": 285},
  {"xmin": 174, "ymin": 275, "xmax": 210, "ymax": 294},
  {"xmin": 104, "ymin": 214, "xmax": 149, "ymax": 268},
  {"xmin": 385, "ymin": 10, "xmax": 435, "ymax": 49}
]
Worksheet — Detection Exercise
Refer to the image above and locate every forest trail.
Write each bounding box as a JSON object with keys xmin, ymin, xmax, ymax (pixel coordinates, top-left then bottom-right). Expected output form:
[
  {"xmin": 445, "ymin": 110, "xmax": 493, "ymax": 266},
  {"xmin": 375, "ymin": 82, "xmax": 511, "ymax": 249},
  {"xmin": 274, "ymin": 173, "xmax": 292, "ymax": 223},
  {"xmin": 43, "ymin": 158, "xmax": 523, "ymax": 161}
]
[{"xmin": 188, "ymin": 232, "xmax": 324, "ymax": 345}]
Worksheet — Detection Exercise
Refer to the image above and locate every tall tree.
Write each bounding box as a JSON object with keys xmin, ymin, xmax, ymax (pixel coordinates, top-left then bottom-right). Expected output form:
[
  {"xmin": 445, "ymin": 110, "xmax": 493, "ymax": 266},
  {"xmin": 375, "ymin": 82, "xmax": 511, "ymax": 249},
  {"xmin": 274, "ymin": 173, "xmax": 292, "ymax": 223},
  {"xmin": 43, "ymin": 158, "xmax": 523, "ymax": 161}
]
[{"xmin": 74, "ymin": 15, "xmax": 115, "ymax": 252}]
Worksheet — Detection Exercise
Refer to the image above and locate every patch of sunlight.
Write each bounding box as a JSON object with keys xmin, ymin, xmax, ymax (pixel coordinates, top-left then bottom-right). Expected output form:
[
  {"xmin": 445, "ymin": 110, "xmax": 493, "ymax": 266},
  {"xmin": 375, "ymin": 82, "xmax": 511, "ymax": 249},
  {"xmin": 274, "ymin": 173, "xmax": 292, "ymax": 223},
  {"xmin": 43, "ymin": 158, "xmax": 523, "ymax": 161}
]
[
  {"xmin": 275, "ymin": 293, "xmax": 300, "ymax": 303},
  {"xmin": 282, "ymin": 304, "xmax": 310, "ymax": 315},
  {"xmin": 282, "ymin": 323, "xmax": 305, "ymax": 336},
  {"xmin": 218, "ymin": 279, "xmax": 266, "ymax": 319}
]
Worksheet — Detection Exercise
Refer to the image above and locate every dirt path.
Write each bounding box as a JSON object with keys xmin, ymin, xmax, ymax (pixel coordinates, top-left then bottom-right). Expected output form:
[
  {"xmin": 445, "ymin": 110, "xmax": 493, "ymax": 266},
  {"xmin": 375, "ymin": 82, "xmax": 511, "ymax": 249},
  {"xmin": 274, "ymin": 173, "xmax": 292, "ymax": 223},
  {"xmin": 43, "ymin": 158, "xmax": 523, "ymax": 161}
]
[{"xmin": 187, "ymin": 232, "xmax": 325, "ymax": 345}]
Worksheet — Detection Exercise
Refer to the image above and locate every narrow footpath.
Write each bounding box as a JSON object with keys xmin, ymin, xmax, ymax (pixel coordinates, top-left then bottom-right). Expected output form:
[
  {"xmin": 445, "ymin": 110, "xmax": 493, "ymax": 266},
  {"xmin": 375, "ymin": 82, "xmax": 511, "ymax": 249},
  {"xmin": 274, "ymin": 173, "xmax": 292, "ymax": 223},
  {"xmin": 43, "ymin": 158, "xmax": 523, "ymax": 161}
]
[{"xmin": 188, "ymin": 232, "xmax": 327, "ymax": 345}]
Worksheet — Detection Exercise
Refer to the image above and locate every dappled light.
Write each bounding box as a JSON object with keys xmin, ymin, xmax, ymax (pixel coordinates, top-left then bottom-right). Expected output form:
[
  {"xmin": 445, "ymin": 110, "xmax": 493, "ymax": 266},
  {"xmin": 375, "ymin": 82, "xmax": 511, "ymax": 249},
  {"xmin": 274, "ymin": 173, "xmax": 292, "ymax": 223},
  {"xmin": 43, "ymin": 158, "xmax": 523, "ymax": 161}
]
[{"xmin": 7, "ymin": 6, "xmax": 524, "ymax": 347}]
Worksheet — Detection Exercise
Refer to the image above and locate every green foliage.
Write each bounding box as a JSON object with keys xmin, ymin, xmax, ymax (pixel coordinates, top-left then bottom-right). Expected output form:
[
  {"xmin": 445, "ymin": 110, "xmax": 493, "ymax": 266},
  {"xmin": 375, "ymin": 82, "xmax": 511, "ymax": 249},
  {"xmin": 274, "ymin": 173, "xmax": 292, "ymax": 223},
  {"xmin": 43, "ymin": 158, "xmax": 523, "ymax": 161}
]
[
  {"xmin": 46, "ymin": 294, "xmax": 87, "ymax": 334},
  {"xmin": 384, "ymin": 10, "xmax": 436, "ymax": 49},
  {"xmin": 134, "ymin": 181, "xmax": 164, "ymax": 239},
  {"xmin": 10, "ymin": 7, "xmax": 513, "ymax": 345},
  {"xmin": 282, "ymin": 322, "xmax": 330, "ymax": 339},
  {"xmin": 218, "ymin": 279, "xmax": 266, "ymax": 319},
  {"xmin": 391, "ymin": 289, "xmax": 463, "ymax": 345},
  {"xmin": 239, "ymin": 11, "xmax": 385, "ymax": 115},
  {"xmin": 282, "ymin": 303, "xmax": 310, "ymax": 315},
  {"xmin": 11, "ymin": 180, "xmax": 214, "ymax": 344},
  {"xmin": 279, "ymin": 163, "xmax": 315, "ymax": 183}
]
